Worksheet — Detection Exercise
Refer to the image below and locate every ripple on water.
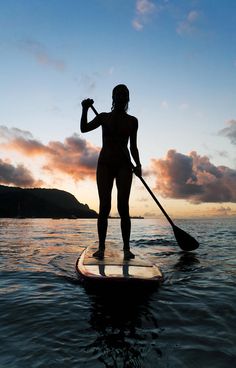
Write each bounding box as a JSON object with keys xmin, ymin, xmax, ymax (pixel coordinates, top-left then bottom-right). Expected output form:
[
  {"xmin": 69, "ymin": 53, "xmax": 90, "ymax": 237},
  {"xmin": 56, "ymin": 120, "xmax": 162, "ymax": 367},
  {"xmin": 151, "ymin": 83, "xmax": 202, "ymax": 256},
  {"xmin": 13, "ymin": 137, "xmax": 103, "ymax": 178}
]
[{"xmin": 0, "ymin": 218, "xmax": 235, "ymax": 367}]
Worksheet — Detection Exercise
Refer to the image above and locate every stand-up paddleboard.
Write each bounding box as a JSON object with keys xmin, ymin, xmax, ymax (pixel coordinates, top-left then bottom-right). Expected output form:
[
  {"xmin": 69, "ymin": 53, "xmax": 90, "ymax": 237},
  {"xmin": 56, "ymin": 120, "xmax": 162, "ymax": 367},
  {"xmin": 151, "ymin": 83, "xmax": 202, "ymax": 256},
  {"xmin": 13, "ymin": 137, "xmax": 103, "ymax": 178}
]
[{"xmin": 76, "ymin": 244, "xmax": 163, "ymax": 285}]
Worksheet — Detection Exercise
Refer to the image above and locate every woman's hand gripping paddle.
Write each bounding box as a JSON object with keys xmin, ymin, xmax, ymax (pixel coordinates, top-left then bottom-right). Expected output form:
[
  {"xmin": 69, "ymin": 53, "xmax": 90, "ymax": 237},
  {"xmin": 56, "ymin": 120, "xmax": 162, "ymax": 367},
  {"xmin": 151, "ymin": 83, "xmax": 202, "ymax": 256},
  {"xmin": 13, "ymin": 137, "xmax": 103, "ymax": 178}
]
[{"xmin": 90, "ymin": 104, "xmax": 199, "ymax": 251}]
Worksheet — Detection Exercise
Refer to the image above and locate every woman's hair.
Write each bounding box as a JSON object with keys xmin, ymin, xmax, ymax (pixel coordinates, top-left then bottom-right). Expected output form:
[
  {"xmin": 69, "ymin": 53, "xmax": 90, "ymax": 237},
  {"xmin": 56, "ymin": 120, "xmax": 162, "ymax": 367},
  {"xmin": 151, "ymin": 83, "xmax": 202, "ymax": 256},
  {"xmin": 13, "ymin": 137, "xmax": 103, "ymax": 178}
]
[{"xmin": 112, "ymin": 84, "xmax": 129, "ymax": 112}]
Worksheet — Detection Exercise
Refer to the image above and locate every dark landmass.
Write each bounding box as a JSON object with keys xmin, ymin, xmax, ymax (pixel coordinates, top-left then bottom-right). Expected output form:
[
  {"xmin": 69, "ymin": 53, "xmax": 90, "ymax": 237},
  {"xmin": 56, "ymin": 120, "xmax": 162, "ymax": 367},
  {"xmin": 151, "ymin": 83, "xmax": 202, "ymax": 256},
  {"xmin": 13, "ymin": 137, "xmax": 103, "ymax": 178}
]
[
  {"xmin": 0, "ymin": 185, "xmax": 97, "ymax": 218},
  {"xmin": 109, "ymin": 216, "xmax": 144, "ymax": 219}
]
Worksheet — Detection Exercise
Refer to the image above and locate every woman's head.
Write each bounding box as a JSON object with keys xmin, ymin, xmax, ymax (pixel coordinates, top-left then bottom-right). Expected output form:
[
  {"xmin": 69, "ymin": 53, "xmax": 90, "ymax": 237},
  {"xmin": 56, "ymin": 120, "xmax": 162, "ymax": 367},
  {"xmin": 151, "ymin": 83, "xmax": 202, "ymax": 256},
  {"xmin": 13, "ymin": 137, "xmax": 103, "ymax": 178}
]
[{"xmin": 112, "ymin": 84, "xmax": 129, "ymax": 112}]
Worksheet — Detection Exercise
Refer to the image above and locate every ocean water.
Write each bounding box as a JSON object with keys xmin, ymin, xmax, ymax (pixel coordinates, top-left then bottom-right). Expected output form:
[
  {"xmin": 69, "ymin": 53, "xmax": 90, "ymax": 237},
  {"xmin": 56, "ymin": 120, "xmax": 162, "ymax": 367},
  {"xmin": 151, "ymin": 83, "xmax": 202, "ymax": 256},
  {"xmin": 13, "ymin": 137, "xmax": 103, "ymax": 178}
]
[{"xmin": 0, "ymin": 217, "xmax": 235, "ymax": 368}]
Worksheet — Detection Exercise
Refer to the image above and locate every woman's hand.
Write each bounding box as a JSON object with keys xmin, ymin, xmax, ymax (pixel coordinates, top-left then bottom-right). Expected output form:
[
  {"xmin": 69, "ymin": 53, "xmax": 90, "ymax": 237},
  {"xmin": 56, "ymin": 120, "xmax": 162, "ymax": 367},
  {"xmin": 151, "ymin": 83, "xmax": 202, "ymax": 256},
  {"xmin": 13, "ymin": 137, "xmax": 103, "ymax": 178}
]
[
  {"xmin": 133, "ymin": 164, "xmax": 142, "ymax": 178},
  {"xmin": 81, "ymin": 98, "xmax": 94, "ymax": 110}
]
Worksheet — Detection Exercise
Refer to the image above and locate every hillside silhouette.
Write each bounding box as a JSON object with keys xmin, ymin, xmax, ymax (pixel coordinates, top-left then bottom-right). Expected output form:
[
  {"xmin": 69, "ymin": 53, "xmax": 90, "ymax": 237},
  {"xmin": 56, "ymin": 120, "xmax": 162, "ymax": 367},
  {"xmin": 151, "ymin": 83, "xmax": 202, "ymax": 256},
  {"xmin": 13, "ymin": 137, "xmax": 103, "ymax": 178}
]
[{"xmin": 0, "ymin": 185, "xmax": 97, "ymax": 218}]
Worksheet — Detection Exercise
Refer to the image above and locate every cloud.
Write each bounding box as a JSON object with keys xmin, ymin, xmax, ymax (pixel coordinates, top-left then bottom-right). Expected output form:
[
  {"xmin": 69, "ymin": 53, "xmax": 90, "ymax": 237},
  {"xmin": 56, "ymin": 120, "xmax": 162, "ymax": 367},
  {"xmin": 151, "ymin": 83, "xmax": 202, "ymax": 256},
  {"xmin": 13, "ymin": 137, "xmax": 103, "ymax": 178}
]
[
  {"xmin": 213, "ymin": 206, "xmax": 232, "ymax": 216},
  {"xmin": 176, "ymin": 10, "xmax": 200, "ymax": 36},
  {"xmin": 132, "ymin": 19, "xmax": 144, "ymax": 31},
  {"xmin": 219, "ymin": 120, "xmax": 236, "ymax": 145},
  {"xmin": 0, "ymin": 125, "xmax": 32, "ymax": 141},
  {"xmin": 132, "ymin": 0, "xmax": 156, "ymax": 30},
  {"xmin": 161, "ymin": 100, "xmax": 169, "ymax": 109},
  {"xmin": 136, "ymin": 0, "xmax": 155, "ymax": 14},
  {"xmin": 0, "ymin": 126, "xmax": 99, "ymax": 182},
  {"xmin": 143, "ymin": 211, "xmax": 157, "ymax": 218},
  {"xmin": 0, "ymin": 125, "xmax": 50, "ymax": 155},
  {"xmin": 178, "ymin": 103, "xmax": 189, "ymax": 110},
  {"xmin": 79, "ymin": 73, "xmax": 97, "ymax": 93},
  {"xmin": 0, "ymin": 159, "xmax": 41, "ymax": 187},
  {"xmin": 151, "ymin": 149, "xmax": 236, "ymax": 203},
  {"xmin": 216, "ymin": 150, "xmax": 229, "ymax": 159},
  {"xmin": 44, "ymin": 134, "xmax": 99, "ymax": 180},
  {"xmin": 108, "ymin": 66, "xmax": 114, "ymax": 76},
  {"xmin": 19, "ymin": 39, "xmax": 65, "ymax": 71}
]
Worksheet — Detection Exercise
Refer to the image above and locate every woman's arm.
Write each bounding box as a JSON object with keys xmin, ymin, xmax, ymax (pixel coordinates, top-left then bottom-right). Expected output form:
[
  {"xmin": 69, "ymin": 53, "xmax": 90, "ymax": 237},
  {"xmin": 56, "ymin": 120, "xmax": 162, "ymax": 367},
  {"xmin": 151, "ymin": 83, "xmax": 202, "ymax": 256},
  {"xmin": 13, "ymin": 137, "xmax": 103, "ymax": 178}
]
[
  {"xmin": 130, "ymin": 118, "xmax": 142, "ymax": 177},
  {"xmin": 80, "ymin": 99, "xmax": 101, "ymax": 133}
]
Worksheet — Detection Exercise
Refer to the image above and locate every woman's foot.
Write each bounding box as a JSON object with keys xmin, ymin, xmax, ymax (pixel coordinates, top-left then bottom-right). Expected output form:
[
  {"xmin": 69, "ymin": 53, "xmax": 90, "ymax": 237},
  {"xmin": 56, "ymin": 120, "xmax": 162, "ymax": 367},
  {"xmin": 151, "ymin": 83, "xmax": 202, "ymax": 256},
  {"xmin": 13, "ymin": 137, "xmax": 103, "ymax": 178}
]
[
  {"xmin": 93, "ymin": 249, "xmax": 104, "ymax": 260},
  {"xmin": 124, "ymin": 249, "xmax": 135, "ymax": 260}
]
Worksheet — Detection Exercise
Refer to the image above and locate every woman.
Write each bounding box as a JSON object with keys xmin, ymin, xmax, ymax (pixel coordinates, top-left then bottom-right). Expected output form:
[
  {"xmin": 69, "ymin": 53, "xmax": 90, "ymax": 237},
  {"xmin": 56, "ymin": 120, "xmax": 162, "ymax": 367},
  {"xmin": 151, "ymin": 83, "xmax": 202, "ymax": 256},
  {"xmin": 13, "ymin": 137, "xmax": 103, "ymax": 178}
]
[{"xmin": 80, "ymin": 84, "xmax": 142, "ymax": 260}]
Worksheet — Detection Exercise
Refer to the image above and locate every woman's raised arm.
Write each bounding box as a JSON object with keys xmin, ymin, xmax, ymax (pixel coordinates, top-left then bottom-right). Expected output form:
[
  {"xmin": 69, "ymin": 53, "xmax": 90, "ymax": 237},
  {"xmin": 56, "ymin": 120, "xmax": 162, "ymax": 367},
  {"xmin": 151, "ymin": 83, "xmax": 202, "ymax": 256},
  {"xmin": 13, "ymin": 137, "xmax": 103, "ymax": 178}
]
[{"xmin": 80, "ymin": 99, "xmax": 101, "ymax": 133}]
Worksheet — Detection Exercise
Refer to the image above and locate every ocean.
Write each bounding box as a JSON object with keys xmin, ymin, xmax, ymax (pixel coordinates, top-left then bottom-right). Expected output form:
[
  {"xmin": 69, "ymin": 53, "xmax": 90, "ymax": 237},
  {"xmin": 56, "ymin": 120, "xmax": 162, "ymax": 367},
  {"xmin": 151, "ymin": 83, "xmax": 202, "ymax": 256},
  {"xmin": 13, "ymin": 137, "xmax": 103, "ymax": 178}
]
[{"xmin": 0, "ymin": 217, "xmax": 235, "ymax": 367}]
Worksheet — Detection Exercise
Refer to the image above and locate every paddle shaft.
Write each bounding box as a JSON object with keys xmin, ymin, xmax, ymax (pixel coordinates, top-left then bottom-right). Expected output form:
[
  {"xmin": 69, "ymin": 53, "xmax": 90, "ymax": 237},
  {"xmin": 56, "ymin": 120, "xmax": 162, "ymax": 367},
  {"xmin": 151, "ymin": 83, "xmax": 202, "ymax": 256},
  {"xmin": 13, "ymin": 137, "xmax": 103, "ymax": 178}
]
[
  {"xmin": 136, "ymin": 176, "xmax": 174, "ymax": 227},
  {"xmin": 90, "ymin": 105, "xmax": 175, "ymax": 227}
]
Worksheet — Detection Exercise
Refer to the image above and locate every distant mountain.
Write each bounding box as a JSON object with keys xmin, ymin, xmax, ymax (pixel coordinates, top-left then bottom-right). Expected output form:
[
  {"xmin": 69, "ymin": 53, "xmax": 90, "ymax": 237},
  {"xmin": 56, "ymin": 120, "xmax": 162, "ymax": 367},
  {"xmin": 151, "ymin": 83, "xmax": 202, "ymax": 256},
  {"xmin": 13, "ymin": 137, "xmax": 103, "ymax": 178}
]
[{"xmin": 0, "ymin": 185, "xmax": 97, "ymax": 218}]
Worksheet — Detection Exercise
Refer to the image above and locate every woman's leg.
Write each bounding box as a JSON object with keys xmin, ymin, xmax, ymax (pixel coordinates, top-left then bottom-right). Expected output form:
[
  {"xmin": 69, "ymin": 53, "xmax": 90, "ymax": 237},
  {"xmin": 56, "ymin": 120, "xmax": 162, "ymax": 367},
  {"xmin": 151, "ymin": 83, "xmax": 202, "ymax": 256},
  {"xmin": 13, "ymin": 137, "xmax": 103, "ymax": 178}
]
[
  {"xmin": 96, "ymin": 164, "xmax": 114, "ymax": 252},
  {"xmin": 116, "ymin": 166, "xmax": 133, "ymax": 257}
]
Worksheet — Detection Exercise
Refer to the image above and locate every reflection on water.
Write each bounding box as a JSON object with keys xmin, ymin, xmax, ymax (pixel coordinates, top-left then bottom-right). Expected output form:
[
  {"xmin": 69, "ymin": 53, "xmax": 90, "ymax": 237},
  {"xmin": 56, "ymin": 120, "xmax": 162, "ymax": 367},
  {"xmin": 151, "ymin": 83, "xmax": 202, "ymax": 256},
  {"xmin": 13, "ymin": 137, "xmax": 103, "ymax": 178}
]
[
  {"xmin": 0, "ymin": 218, "xmax": 236, "ymax": 367},
  {"xmin": 174, "ymin": 252, "xmax": 200, "ymax": 271},
  {"xmin": 88, "ymin": 288, "xmax": 161, "ymax": 367}
]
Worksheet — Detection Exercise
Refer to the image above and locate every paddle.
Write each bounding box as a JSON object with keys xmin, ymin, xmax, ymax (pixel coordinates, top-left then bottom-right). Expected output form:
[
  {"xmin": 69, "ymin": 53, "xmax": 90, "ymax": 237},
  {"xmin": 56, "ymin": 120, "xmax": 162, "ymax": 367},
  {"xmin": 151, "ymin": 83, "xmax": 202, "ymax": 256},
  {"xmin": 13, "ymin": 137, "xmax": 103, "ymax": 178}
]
[{"xmin": 90, "ymin": 104, "xmax": 199, "ymax": 251}]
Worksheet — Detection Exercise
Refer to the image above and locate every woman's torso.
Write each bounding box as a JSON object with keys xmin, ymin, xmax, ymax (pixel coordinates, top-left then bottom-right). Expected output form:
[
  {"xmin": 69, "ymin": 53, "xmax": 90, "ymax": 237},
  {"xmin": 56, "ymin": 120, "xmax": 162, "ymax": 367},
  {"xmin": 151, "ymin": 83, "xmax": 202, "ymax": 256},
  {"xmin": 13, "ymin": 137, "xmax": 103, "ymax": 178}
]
[{"xmin": 98, "ymin": 111, "xmax": 136, "ymax": 166}]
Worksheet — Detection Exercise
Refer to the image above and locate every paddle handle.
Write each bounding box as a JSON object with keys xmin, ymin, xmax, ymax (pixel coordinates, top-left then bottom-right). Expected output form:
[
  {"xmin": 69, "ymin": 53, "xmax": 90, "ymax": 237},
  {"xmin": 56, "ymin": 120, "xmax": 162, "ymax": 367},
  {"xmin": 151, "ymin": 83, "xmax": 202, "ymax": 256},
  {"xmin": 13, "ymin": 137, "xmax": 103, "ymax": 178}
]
[
  {"xmin": 90, "ymin": 105, "xmax": 99, "ymax": 117},
  {"xmin": 89, "ymin": 104, "xmax": 175, "ymax": 227}
]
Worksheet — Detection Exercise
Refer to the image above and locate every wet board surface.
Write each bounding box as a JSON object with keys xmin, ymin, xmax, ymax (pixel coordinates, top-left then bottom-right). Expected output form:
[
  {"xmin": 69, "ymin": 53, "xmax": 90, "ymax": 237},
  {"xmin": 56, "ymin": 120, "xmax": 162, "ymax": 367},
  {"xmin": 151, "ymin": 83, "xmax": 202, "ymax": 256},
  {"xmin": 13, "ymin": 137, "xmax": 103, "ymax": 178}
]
[{"xmin": 76, "ymin": 244, "xmax": 163, "ymax": 284}]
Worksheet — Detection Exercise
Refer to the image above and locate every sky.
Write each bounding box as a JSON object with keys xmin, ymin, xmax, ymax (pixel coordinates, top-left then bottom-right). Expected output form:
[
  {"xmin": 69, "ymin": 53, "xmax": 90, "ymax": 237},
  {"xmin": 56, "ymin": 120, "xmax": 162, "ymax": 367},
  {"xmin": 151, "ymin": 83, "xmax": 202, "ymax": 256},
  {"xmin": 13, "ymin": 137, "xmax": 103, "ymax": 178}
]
[{"xmin": 0, "ymin": 0, "xmax": 236, "ymax": 218}]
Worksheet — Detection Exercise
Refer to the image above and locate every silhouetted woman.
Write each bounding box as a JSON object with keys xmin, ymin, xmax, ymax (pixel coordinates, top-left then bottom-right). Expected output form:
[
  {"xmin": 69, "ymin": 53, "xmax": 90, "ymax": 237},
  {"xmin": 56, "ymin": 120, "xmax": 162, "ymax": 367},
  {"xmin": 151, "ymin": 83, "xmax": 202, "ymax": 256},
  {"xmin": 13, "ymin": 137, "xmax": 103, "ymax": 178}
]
[{"xmin": 80, "ymin": 84, "xmax": 142, "ymax": 260}]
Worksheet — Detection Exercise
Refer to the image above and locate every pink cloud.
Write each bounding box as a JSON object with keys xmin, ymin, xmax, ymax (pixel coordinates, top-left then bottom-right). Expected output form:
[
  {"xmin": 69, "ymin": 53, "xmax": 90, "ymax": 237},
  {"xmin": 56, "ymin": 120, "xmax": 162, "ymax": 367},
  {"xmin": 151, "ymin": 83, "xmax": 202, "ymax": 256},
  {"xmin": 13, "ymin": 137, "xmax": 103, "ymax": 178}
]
[
  {"xmin": 0, "ymin": 127, "xmax": 99, "ymax": 182},
  {"xmin": 0, "ymin": 159, "xmax": 42, "ymax": 187},
  {"xmin": 151, "ymin": 149, "xmax": 236, "ymax": 203}
]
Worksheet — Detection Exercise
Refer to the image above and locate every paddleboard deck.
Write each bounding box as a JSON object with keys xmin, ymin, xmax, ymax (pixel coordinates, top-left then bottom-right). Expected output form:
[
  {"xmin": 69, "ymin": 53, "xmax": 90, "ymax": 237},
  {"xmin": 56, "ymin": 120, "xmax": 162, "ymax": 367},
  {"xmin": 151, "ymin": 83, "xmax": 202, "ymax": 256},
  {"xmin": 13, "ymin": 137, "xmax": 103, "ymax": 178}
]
[{"xmin": 76, "ymin": 244, "xmax": 163, "ymax": 284}]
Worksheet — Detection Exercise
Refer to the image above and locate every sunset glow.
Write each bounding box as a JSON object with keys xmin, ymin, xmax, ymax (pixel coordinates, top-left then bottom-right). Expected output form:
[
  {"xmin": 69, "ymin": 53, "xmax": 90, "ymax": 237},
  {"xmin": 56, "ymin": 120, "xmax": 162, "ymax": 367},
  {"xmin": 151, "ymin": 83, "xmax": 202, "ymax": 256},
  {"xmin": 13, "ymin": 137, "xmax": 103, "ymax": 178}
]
[{"xmin": 1, "ymin": 1, "xmax": 236, "ymax": 218}]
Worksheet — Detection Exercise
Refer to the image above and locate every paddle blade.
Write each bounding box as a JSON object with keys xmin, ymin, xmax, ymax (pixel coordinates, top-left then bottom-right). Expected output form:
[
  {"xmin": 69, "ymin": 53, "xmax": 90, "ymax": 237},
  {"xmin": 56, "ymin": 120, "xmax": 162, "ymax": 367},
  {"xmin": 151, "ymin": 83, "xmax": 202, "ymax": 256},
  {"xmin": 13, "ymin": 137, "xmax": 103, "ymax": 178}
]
[{"xmin": 172, "ymin": 225, "xmax": 199, "ymax": 251}]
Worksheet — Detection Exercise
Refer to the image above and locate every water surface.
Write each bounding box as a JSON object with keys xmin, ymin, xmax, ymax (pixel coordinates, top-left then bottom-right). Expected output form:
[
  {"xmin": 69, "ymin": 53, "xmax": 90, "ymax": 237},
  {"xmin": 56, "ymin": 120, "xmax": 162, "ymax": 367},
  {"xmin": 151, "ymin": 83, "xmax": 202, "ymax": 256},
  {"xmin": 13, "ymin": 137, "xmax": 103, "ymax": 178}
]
[{"xmin": 0, "ymin": 218, "xmax": 235, "ymax": 367}]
